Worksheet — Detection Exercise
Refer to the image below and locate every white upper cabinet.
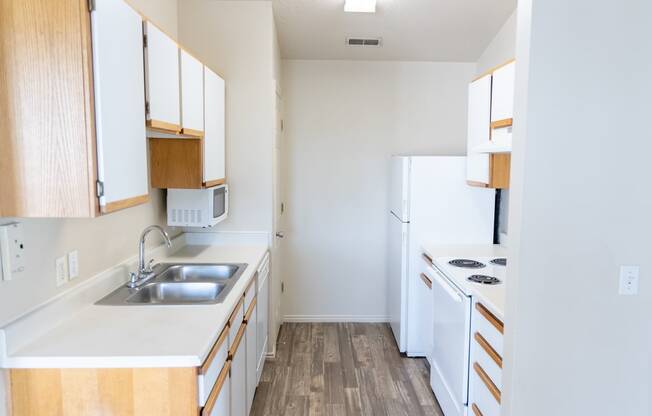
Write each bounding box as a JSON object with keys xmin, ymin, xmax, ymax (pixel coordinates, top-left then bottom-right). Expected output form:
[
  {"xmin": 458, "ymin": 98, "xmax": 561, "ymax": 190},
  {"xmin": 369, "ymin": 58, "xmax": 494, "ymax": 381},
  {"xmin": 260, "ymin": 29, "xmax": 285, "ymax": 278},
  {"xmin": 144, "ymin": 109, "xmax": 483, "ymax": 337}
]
[
  {"xmin": 144, "ymin": 21, "xmax": 180, "ymax": 133},
  {"xmin": 204, "ymin": 67, "xmax": 226, "ymax": 184},
  {"xmin": 490, "ymin": 61, "xmax": 516, "ymax": 123},
  {"xmin": 179, "ymin": 50, "xmax": 204, "ymax": 136},
  {"xmin": 91, "ymin": 0, "xmax": 149, "ymax": 213},
  {"xmin": 466, "ymin": 74, "xmax": 492, "ymax": 185}
]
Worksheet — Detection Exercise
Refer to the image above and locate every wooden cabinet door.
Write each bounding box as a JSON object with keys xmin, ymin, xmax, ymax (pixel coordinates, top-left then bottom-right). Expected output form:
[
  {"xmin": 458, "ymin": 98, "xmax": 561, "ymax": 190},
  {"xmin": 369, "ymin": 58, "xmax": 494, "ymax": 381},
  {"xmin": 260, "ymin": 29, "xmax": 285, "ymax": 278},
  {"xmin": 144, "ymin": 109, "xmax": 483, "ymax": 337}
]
[
  {"xmin": 490, "ymin": 61, "xmax": 516, "ymax": 123},
  {"xmin": 144, "ymin": 21, "xmax": 180, "ymax": 132},
  {"xmin": 203, "ymin": 67, "xmax": 226, "ymax": 185},
  {"xmin": 246, "ymin": 304, "xmax": 257, "ymax": 415},
  {"xmin": 91, "ymin": 0, "xmax": 149, "ymax": 213},
  {"xmin": 466, "ymin": 74, "xmax": 492, "ymax": 185},
  {"xmin": 180, "ymin": 49, "xmax": 204, "ymax": 136}
]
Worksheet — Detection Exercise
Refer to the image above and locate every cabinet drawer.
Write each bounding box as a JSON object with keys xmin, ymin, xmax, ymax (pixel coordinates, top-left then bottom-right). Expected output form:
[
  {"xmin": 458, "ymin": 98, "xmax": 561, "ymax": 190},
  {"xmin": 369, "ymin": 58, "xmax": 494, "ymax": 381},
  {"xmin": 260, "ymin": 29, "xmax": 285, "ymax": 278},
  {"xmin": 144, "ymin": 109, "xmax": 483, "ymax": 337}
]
[
  {"xmin": 473, "ymin": 302, "xmax": 504, "ymax": 355},
  {"xmin": 198, "ymin": 325, "xmax": 229, "ymax": 406},
  {"xmin": 229, "ymin": 298, "xmax": 245, "ymax": 349},
  {"xmin": 244, "ymin": 275, "xmax": 257, "ymax": 312},
  {"xmin": 473, "ymin": 332, "xmax": 502, "ymax": 390},
  {"xmin": 471, "ymin": 362, "xmax": 501, "ymax": 416}
]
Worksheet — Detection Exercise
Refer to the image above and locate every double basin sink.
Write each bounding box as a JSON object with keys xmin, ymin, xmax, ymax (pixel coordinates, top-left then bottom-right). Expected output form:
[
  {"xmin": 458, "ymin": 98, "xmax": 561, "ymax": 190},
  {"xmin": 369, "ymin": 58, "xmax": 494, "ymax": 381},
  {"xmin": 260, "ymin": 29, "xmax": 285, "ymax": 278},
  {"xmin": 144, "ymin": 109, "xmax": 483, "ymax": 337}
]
[{"xmin": 97, "ymin": 263, "xmax": 248, "ymax": 306}]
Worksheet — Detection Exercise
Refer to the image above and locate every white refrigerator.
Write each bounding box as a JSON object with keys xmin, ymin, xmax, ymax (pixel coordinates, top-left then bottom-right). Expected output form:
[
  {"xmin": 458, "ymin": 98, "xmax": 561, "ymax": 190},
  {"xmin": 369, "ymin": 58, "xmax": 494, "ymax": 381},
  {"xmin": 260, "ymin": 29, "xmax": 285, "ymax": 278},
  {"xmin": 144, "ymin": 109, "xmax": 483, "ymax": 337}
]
[{"xmin": 387, "ymin": 156, "xmax": 495, "ymax": 353}]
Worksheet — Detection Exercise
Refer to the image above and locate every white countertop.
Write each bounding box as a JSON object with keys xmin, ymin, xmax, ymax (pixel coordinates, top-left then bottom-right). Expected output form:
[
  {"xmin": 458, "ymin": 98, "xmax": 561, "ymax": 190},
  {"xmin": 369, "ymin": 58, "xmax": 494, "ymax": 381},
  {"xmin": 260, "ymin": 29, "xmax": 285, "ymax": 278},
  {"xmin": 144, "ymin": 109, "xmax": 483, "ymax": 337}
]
[
  {"xmin": 2, "ymin": 244, "xmax": 268, "ymax": 369},
  {"xmin": 421, "ymin": 244, "xmax": 508, "ymax": 318}
]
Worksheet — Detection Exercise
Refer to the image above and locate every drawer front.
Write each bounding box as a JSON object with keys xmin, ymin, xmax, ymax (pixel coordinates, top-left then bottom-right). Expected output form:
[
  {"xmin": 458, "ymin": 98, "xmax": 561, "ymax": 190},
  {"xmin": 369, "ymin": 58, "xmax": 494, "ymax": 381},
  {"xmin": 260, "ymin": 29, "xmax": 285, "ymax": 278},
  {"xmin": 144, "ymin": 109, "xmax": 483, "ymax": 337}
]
[
  {"xmin": 198, "ymin": 326, "xmax": 229, "ymax": 406},
  {"xmin": 471, "ymin": 363, "xmax": 501, "ymax": 416},
  {"xmin": 473, "ymin": 332, "xmax": 502, "ymax": 390},
  {"xmin": 244, "ymin": 275, "xmax": 257, "ymax": 311},
  {"xmin": 229, "ymin": 298, "xmax": 244, "ymax": 349},
  {"xmin": 473, "ymin": 302, "xmax": 504, "ymax": 355}
]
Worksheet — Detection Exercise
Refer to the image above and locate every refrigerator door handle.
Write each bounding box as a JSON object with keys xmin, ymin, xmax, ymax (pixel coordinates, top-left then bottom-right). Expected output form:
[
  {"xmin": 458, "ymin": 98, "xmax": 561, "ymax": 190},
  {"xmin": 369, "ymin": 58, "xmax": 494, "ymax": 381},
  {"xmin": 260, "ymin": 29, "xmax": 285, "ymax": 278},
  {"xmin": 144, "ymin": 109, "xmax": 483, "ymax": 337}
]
[{"xmin": 430, "ymin": 268, "xmax": 464, "ymax": 303}]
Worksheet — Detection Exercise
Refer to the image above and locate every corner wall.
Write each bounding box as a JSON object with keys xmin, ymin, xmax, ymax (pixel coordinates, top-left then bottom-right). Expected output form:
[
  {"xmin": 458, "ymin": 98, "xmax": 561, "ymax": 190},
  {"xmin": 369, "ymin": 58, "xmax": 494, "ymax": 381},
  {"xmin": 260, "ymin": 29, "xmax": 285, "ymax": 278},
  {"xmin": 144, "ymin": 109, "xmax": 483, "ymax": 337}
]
[{"xmin": 503, "ymin": 1, "xmax": 652, "ymax": 414}]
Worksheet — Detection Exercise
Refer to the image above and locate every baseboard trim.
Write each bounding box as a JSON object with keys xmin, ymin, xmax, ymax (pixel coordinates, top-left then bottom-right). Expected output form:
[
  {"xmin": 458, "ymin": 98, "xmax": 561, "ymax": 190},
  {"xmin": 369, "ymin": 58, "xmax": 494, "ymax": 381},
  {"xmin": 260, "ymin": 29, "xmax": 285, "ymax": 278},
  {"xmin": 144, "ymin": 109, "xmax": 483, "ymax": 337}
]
[{"xmin": 283, "ymin": 315, "xmax": 390, "ymax": 323}]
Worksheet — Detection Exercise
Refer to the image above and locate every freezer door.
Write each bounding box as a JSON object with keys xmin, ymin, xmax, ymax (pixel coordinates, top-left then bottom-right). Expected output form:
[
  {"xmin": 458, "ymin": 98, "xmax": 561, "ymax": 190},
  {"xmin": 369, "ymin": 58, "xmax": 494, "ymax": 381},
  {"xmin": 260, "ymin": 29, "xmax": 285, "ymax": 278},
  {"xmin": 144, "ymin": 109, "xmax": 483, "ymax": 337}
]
[
  {"xmin": 389, "ymin": 156, "xmax": 410, "ymax": 222},
  {"xmin": 388, "ymin": 213, "xmax": 409, "ymax": 351}
]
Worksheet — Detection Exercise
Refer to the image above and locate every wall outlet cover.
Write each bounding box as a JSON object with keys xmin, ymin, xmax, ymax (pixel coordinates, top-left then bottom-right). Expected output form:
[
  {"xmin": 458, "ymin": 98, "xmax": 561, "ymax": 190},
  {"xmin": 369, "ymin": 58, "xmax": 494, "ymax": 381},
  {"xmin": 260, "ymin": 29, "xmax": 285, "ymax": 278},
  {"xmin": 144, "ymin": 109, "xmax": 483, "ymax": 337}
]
[
  {"xmin": 56, "ymin": 256, "xmax": 69, "ymax": 287},
  {"xmin": 0, "ymin": 222, "xmax": 26, "ymax": 281},
  {"xmin": 68, "ymin": 250, "xmax": 79, "ymax": 280}
]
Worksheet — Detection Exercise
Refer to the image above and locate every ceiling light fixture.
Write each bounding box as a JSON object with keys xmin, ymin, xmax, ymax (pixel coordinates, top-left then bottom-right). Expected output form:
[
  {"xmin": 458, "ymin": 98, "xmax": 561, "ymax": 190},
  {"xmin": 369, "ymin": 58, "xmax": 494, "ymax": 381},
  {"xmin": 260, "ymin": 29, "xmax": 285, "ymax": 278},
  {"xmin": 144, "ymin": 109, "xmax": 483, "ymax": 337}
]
[{"xmin": 344, "ymin": 0, "xmax": 377, "ymax": 13}]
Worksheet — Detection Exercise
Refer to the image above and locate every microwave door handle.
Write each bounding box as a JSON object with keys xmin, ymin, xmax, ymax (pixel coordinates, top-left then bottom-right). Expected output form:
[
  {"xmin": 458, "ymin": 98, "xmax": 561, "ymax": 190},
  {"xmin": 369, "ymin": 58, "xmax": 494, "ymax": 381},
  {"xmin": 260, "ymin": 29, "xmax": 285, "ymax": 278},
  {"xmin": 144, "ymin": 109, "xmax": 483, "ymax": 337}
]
[{"xmin": 431, "ymin": 269, "xmax": 464, "ymax": 303}]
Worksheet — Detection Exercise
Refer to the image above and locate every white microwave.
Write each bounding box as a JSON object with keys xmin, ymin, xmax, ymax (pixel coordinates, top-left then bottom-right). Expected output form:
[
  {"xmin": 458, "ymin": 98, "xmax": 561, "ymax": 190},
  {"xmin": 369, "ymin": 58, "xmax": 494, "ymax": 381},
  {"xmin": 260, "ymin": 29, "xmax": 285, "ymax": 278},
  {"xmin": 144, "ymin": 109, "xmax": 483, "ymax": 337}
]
[{"xmin": 167, "ymin": 185, "xmax": 228, "ymax": 228}]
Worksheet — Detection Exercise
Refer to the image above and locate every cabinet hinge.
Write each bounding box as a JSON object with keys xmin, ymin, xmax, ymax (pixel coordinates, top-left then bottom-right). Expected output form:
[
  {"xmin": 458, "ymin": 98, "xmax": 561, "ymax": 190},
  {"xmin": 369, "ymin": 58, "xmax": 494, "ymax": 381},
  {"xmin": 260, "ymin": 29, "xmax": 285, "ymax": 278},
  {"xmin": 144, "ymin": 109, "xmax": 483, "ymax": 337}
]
[
  {"xmin": 145, "ymin": 102, "xmax": 150, "ymax": 117},
  {"xmin": 87, "ymin": 0, "xmax": 96, "ymax": 12},
  {"xmin": 96, "ymin": 181, "xmax": 104, "ymax": 198},
  {"xmin": 143, "ymin": 34, "xmax": 148, "ymax": 48}
]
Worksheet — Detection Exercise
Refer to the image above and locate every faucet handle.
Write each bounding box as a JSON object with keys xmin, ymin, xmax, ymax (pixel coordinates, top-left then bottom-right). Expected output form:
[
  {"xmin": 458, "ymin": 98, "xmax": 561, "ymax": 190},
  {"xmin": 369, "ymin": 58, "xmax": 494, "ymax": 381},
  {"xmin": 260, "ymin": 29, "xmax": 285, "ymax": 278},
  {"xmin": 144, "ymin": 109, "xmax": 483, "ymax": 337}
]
[
  {"xmin": 144, "ymin": 258, "xmax": 156, "ymax": 273},
  {"xmin": 127, "ymin": 272, "xmax": 138, "ymax": 288}
]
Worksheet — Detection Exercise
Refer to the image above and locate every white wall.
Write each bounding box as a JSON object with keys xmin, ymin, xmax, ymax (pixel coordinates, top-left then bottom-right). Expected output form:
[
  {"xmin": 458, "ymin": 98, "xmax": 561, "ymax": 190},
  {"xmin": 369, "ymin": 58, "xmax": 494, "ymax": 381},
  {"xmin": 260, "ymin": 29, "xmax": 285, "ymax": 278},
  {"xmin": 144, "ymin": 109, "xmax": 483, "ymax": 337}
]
[
  {"xmin": 281, "ymin": 60, "xmax": 475, "ymax": 320},
  {"xmin": 178, "ymin": 0, "xmax": 276, "ymax": 233},
  {"xmin": 0, "ymin": 2, "xmax": 178, "ymax": 414},
  {"xmin": 503, "ymin": 1, "xmax": 651, "ymax": 415}
]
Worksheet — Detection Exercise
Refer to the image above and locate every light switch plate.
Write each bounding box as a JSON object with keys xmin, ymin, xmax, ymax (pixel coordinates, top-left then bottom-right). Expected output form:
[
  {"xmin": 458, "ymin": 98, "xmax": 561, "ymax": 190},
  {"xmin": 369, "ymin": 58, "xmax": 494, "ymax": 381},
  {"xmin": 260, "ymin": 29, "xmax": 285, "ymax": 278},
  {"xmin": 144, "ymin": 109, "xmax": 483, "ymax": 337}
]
[
  {"xmin": 619, "ymin": 265, "xmax": 639, "ymax": 295},
  {"xmin": 56, "ymin": 256, "xmax": 68, "ymax": 287},
  {"xmin": 0, "ymin": 222, "xmax": 26, "ymax": 281},
  {"xmin": 68, "ymin": 250, "xmax": 79, "ymax": 280}
]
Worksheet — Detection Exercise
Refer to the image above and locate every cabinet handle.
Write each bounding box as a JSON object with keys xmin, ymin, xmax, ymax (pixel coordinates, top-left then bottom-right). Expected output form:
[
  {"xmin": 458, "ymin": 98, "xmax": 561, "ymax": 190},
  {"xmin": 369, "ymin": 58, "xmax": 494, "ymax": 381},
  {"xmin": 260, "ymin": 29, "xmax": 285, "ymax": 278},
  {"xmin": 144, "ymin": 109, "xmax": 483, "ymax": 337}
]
[
  {"xmin": 200, "ymin": 324, "xmax": 229, "ymax": 375},
  {"xmin": 201, "ymin": 360, "xmax": 231, "ymax": 416},
  {"xmin": 490, "ymin": 118, "xmax": 513, "ymax": 129},
  {"xmin": 471, "ymin": 403, "xmax": 484, "ymax": 416},
  {"xmin": 419, "ymin": 273, "xmax": 432, "ymax": 289},
  {"xmin": 473, "ymin": 362, "xmax": 501, "ymax": 404},
  {"xmin": 228, "ymin": 322, "xmax": 247, "ymax": 358},
  {"xmin": 475, "ymin": 302, "xmax": 504, "ymax": 334},
  {"xmin": 474, "ymin": 332, "xmax": 503, "ymax": 368},
  {"xmin": 421, "ymin": 252, "xmax": 434, "ymax": 265},
  {"xmin": 244, "ymin": 296, "xmax": 257, "ymax": 323}
]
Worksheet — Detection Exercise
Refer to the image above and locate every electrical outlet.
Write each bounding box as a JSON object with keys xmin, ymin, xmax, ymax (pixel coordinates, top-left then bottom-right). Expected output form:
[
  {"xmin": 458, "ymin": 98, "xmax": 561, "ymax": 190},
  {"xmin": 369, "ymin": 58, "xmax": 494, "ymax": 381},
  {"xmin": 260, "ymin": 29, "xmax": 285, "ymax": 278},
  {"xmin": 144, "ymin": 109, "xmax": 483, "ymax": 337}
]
[
  {"xmin": 619, "ymin": 266, "xmax": 639, "ymax": 295},
  {"xmin": 68, "ymin": 250, "xmax": 79, "ymax": 280},
  {"xmin": 0, "ymin": 222, "xmax": 26, "ymax": 281},
  {"xmin": 56, "ymin": 256, "xmax": 68, "ymax": 287}
]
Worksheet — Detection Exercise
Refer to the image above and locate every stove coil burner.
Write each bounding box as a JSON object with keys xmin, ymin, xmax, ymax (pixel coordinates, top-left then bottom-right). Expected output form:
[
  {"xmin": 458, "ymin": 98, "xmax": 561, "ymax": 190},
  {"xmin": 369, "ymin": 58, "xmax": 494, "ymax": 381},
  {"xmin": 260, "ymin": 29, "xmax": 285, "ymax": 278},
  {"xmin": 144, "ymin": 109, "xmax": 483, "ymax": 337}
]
[
  {"xmin": 490, "ymin": 258, "xmax": 507, "ymax": 266},
  {"xmin": 448, "ymin": 259, "xmax": 486, "ymax": 269},
  {"xmin": 467, "ymin": 275, "xmax": 501, "ymax": 285}
]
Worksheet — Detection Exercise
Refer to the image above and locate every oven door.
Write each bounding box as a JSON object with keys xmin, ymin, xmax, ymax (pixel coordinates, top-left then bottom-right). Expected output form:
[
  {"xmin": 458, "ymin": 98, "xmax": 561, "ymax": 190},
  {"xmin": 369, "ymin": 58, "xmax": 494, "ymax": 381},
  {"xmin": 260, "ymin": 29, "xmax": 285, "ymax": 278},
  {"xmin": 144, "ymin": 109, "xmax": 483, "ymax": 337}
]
[
  {"xmin": 209, "ymin": 185, "xmax": 228, "ymax": 226},
  {"xmin": 429, "ymin": 266, "xmax": 471, "ymax": 416}
]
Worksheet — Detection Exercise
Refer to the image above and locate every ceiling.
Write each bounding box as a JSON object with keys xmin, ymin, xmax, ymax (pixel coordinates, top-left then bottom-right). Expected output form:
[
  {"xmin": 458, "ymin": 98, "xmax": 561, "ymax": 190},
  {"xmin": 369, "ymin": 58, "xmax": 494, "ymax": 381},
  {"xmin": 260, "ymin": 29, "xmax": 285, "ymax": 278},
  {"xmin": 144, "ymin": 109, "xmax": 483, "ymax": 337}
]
[{"xmin": 273, "ymin": 0, "xmax": 517, "ymax": 61}]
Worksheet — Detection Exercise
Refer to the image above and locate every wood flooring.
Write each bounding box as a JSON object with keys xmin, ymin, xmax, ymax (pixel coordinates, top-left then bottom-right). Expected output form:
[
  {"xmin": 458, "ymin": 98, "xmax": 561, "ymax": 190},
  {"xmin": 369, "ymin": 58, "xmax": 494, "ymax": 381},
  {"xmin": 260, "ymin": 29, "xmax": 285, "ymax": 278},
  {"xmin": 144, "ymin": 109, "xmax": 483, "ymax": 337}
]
[{"xmin": 251, "ymin": 323, "xmax": 443, "ymax": 416}]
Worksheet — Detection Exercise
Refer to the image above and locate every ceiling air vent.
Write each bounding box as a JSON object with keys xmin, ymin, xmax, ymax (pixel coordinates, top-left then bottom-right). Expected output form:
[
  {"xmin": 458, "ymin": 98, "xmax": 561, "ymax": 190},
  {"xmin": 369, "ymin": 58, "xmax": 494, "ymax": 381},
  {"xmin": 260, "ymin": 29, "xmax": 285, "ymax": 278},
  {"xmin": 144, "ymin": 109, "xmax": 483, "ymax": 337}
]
[{"xmin": 346, "ymin": 37, "xmax": 382, "ymax": 47}]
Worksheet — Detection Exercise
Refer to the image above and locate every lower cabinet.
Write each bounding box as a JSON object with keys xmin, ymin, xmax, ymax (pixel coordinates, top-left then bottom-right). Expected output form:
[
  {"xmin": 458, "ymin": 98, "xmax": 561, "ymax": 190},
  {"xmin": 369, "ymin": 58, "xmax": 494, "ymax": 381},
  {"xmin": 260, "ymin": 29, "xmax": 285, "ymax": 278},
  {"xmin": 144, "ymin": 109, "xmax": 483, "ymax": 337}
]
[
  {"xmin": 8, "ymin": 257, "xmax": 271, "ymax": 416},
  {"xmin": 468, "ymin": 301, "xmax": 504, "ymax": 416},
  {"xmin": 230, "ymin": 321, "xmax": 247, "ymax": 416},
  {"xmin": 256, "ymin": 254, "xmax": 270, "ymax": 382}
]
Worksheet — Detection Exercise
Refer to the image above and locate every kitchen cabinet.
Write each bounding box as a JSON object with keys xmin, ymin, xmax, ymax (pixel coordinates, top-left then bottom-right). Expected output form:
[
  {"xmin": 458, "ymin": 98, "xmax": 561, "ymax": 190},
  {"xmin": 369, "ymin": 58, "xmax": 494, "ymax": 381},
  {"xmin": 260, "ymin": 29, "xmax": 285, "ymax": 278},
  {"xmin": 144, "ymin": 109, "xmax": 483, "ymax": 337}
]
[
  {"xmin": 203, "ymin": 67, "xmax": 227, "ymax": 186},
  {"xmin": 469, "ymin": 301, "xmax": 504, "ymax": 416},
  {"xmin": 256, "ymin": 253, "xmax": 270, "ymax": 382},
  {"xmin": 230, "ymin": 320, "xmax": 247, "ymax": 416},
  {"xmin": 0, "ymin": 0, "xmax": 150, "ymax": 217},
  {"xmin": 245, "ymin": 298, "xmax": 258, "ymax": 415},
  {"xmin": 418, "ymin": 253, "xmax": 434, "ymax": 364},
  {"xmin": 149, "ymin": 66, "xmax": 226, "ymax": 189},
  {"xmin": 466, "ymin": 60, "xmax": 514, "ymax": 189},
  {"xmin": 180, "ymin": 50, "xmax": 204, "ymax": 137},
  {"xmin": 144, "ymin": 21, "xmax": 181, "ymax": 133}
]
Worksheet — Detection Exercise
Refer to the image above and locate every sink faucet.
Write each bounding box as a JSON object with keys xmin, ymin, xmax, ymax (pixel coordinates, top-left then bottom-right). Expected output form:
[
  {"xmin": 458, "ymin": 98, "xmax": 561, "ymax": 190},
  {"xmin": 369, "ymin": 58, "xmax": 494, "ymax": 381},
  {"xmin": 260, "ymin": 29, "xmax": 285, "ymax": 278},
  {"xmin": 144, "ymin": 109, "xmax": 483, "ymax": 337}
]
[{"xmin": 127, "ymin": 225, "xmax": 172, "ymax": 288}]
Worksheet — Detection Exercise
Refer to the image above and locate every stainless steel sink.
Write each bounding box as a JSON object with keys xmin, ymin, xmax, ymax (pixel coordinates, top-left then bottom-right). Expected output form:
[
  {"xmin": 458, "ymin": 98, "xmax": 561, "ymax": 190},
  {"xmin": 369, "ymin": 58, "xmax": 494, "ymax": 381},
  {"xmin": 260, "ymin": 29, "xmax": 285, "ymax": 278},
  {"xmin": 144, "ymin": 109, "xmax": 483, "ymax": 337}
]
[{"xmin": 96, "ymin": 263, "xmax": 247, "ymax": 305}]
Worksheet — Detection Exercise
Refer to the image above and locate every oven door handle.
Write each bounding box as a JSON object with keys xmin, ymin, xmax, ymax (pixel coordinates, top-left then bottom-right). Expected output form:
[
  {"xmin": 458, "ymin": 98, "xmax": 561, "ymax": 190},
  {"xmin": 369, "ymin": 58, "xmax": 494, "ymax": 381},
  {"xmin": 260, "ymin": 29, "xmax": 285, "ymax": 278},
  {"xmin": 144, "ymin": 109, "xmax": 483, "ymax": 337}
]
[{"xmin": 430, "ymin": 268, "xmax": 464, "ymax": 303}]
